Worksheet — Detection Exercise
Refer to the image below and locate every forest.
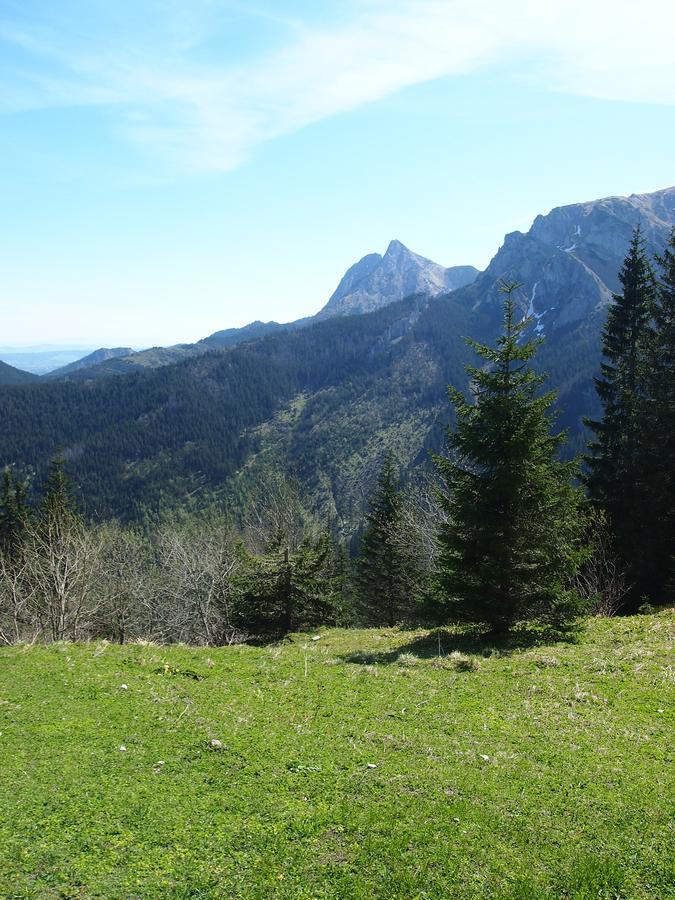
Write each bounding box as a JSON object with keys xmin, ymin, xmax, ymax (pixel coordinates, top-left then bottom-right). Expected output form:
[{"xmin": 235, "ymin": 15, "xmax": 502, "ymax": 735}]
[{"xmin": 1, "ymin": 228, "xmax": 673, "ymax": 646}]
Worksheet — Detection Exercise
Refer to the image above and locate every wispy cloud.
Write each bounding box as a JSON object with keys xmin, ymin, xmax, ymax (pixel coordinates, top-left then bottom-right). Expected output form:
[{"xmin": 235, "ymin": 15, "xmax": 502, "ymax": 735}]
[{"xmin": 1, "ymin": 0, "xmax": 674, "ymax": 172}]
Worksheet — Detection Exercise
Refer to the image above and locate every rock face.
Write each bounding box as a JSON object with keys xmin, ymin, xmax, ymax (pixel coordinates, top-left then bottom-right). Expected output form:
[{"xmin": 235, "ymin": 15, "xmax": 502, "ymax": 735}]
[
  {"xmin": 466, "ymin": 187, "xmax": 675, "ymax": 336},
  {"xmin": 317, "ymin": 239, "xmax": 478, "ymax": 318}
]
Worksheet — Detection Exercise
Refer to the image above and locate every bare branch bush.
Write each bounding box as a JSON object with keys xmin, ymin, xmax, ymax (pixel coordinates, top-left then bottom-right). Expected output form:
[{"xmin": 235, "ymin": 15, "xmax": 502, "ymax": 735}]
[
  {"xmin": 93, "ymin": 523, "xmax": 156, "ymax": 644},
  {"xmin": 395, "ymin": 472, "xmax": 449, "ymax": 600},
  {"xmin": 22, "ymin": 512, "xmax": 104, "ymax": 641},
  {"xmin": 572, "ymin": 512, "xmax": 632, "ymax": 617},
  {"xmin": 0, "ymin": 549, "xmax": 39, "ymax": 645},
  {"xmin": 242, "ymin": 471, "xmax": 310, "ymax": 554},
  {"xmin": 152, "ymin": 520, "xmax": 245, "ymax": 645}
]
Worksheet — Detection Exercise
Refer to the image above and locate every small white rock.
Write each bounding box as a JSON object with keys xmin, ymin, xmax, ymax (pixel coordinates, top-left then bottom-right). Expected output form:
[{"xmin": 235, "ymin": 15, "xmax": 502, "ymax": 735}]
[
  {"xmin": 479, "ymin": 754, "xmax": 490, "ymax": 761},
  {"xmin": 119, "ymin": 745, "xmax": 127, "ymax": 752},
  {"xmin": 311, "ymin": 635, "xmax": 321, "ymax": 642},
  {"xmin": 366, "ymin": 763, "xmax": 377, "ymax": 769},
  {"xmin": 120, "ymin": 684, "xmax": 128, "ymax": 691},
  {"xmin": 208, "ymin": 739, "xmax": 224, "ymax": 751}
]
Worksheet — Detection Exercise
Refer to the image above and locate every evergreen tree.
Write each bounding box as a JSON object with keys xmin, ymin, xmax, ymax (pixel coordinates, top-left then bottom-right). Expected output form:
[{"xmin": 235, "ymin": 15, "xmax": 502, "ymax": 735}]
[
  {"xmin": 642, "ymin": 228, "xmax": 675, "ymax": 599},
  {"xmin": 41, "ymin": 456, "xmax": 78, "ymax": 522},
  {"xmin": 235, "ymin": 531, "xmax": 339, "ymax": 635},
  {"xmin": 355, "ymin": 455, "xmax": 411, "ymax": 626},
  {"xmin": 0, "ymin": 468, "xmax": 30, "ymax": 555},
  {"xmin": 585, "ymin": 227, "xmax": 656, "ymax": 599},
  {"xmin": 435, "ymin": 283, "xmax": 586, "ymax": 633}
]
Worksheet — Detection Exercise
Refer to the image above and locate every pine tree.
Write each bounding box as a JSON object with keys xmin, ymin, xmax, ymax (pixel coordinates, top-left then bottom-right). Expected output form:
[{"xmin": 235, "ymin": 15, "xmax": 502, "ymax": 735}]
[
  {"xmin": 585, "ymin": 227, "xmax": 656, "ymax": 598},
  {"xmin": 642, "ymin": 228, "xmax": 675, "ymax": 599},
  {"xmin": 355, "ymin": 455, "xmax": 409, "ymax": 626},
  {"xmin": 434, "ymin": 283, "xmax": 586, "ymax": 633}
]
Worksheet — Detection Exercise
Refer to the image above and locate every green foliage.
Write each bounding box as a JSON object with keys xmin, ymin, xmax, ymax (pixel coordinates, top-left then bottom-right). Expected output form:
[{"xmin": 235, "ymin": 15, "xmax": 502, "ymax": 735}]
[
  {"xmin": 355, "ymin": 455, "xmax": 412, "ymax": 626},
  {"xmin": 0, "ymin": 289, "xmax": 602, "ymax": 529},
  {"xmin": 435, "ymin": 284, "xmax": 587, "ymax": 632},
  {"xmin": 0, "ymin": 612, "xmax": 672, "ymax": 897},
  {"xmin": 641, "ymin": 227, "xmax": 675, "ymax": 601},
  {"xmin": 0, "ymin": 467, "xmax": 30, "ymax": 555},
  {"xmin": 234, "ymin": 531, "xmax": 342, "ymax": 636},
  {"xmin": 586, "ymin": 228, "xmax": 662, "ymax": 604}
]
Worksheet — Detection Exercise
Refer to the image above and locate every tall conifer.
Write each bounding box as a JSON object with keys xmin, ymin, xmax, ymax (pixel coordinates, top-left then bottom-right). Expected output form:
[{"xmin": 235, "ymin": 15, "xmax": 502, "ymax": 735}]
[
  {"xmin": 585, "ymin": 227, "xmax": 656, "ymax": 598},
  {"xmin": 435, "ymin": 284, "xmax": 585, "ymax": 633},
  {"xmin": 356, "ymin": 455, "xmax": 409, "ymax": 626},
  {"xmin": 0, "ymin": 468, "xmax": 29, "ymax": 555},
  {"xmin": 643, "ymin": 228, "xmax": 675, "ymax": 597}
]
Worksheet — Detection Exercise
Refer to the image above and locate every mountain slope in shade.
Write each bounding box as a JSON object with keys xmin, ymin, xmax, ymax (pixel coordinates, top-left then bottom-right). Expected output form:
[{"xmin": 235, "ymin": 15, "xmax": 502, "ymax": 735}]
[
  {"xmin": 46, "ymin": 347, "xmax": 135, "ymax": 379},
  {"xmin": 0, "ymin": 360, "xmax": 39, "ymax": 386},
  {"xmin": 317, "ymin": 239, "xmax": 479, "ymax": 318}
]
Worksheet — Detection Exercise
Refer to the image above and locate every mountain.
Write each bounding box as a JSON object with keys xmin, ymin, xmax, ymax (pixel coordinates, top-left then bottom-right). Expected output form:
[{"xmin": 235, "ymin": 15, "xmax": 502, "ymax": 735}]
[
  {"xmin": 0, "ymin": 347, "xmax": 98, "ymax": 376},
  {"xmin": 46, "ymin": 347, "xmax": 135, "ymax": 379},
  {"xmin": 199, "ymin": 320, "xmax": 288, "ymax": 350},
  {"xmin": 46, "ymin": 244, "xmax": 476, "ymax": 381},
  {"xmin": 0, "ymin": 360, "xmax": 39, "ymax": 386},
  {"xmin": 46, "ymin": 325, "xmax": 291, "ymax": 382},
  {"xmin": 1, "ymin": 186, "xmax": 672, "ymax": 527},
  {"xmin": 317, "ymin": 240, "xmax": 479, "ymax": 318},
  {"xmin": 467, "ymin": 186, "xmax": 675, "ymax": 334}
]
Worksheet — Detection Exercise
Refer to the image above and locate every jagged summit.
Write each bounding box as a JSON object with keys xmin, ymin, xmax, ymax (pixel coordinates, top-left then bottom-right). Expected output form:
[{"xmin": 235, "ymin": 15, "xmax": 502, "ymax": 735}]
[
  {"xmin": 463, "ymin": 185, "xmax": 675, "ymax": 335},
  {"xmin": 317, "ymin": 240, "xmax": 478, "ymax": 319}
]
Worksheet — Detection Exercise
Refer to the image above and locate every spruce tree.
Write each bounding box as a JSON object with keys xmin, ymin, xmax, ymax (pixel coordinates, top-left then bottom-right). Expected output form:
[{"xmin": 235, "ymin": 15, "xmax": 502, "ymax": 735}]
[
  {"xmin": 356, "ymin": 455, "xmax": 409, "ymax": 626},
  {"xmin": 42, "ymin": 456, "xmax": 78, "ymax": 522},
  {"xmin": 585, "ymin": 227, "xmax": 656, "ymax": 598},
  {"xmin": 643, "ymin": 228, "xmax": 675, "ymax": 599},
  {"xmin": 435, "ymin": 283, "xmax": 586, "ymax": 633},
  {"xmin": 235, "ymin": 531, "xmax": 339, "ymax": 635},
  {"xmin": 0, "ymin": 468, "xmax": 29, "ymax": 555}
]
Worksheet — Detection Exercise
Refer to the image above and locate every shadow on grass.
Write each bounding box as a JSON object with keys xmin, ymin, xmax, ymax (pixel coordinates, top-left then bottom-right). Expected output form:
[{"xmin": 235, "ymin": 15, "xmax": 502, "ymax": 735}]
[{"xmin": 340, "ymin": 621, "xmax": 581, "ymax": 666}]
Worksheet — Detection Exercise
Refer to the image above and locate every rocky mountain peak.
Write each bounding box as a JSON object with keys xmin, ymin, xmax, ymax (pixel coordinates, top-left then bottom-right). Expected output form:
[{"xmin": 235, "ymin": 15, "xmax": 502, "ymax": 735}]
[
  {"xmin": 317, "ymin": 241, "xmax": 478, "ymax": 319},
  {"xmin": 465, "ymin": 185, "xmax": 675, "ymax": 335}
]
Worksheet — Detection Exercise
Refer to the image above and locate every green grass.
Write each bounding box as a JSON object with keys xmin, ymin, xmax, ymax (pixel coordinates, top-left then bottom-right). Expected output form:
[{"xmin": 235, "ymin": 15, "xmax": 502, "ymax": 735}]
[{"xmin": 0, "ymin": 613, "xmax": 673, "ymax": 899}]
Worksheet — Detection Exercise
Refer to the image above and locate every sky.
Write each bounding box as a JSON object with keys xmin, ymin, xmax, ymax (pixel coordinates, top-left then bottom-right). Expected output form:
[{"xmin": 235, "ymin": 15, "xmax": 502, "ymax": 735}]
[{"xmin": 2, "ymin": 0, "xmax": 675, "ymax": 348}]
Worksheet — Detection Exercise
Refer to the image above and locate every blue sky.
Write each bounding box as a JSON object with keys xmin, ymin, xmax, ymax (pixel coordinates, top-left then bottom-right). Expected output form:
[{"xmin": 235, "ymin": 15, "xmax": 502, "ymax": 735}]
[{"xmin": 2, "ymin": 0, "xmax": 674, "ymax": 347}]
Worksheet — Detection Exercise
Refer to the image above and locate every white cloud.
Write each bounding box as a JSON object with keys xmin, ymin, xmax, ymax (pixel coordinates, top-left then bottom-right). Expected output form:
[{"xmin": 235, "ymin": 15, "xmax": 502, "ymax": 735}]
[{"xmin": 1, "ymin": 0, "xmax": 674, "ymax": 171}]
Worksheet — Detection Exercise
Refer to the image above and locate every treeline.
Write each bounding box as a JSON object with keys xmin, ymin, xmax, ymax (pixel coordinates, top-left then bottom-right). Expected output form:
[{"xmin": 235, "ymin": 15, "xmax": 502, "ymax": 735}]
[
  {"xmin": 0, "ymin": 229, "xmax": 672, "ymax": 645},
  {"xmin": 0, "ymin": 284, "xmax": 599, "ymax": 528}
]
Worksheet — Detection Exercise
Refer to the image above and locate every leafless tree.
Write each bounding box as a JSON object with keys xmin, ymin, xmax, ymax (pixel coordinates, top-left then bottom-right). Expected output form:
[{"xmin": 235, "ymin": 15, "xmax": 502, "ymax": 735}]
[
  {"xmin": 0, "ymin": 550, "xmax": 40, "ymax": 645},
  {"xmin": 153, "ymin": 520, "xmax": 243, "ymax": 645},
  {"xmin": 22, "ymin": 511, "xmax": 103, "ymax": 641},
  {"xmin": 572, "ymin": 512, "xmax": 632, "ymax": 616},
  {"xmin": 242, "ymin": 471, "xmax": 309, "ymax": 554},
  {"xmin": 94, "ymin": 523, "xmax": 155, "ymax": 643}
]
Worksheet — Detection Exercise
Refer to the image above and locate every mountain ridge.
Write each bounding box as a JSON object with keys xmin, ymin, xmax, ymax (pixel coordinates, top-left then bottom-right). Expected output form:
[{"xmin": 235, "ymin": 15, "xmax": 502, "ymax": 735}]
[
  {"xmin": 0, "ymin": 360, "xmax": 39, "ymax": 386},
  {"xmin": 1, "ymin": 184, "xmax": 673, "ymax": 527},
  {"xmin": 317, "ymin": 239, "xmax": 479, "ymax": 319}
]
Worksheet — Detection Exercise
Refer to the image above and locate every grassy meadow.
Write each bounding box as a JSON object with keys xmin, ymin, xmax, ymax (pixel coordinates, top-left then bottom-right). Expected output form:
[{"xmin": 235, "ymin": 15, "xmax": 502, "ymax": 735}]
[{"xmin": 0, "ymin": 612, "xmax": 673, "ymax": 898}]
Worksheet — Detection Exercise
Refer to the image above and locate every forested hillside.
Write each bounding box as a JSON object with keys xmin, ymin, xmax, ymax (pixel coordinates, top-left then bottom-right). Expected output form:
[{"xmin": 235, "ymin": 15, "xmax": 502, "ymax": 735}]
[
  {"xmin": 0, "ymin": 360, "xmax": 38, "ymax": 386},
  {"xmin": 0, "ymin": 187, "xmax": 672, "ymax": 527}
]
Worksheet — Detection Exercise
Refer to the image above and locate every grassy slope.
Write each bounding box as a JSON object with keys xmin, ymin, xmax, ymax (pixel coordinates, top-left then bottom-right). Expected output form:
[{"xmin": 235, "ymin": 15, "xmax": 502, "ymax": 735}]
[{"xmin": 0, "ymin": 613, "xmax": 673, "ymax": 899}]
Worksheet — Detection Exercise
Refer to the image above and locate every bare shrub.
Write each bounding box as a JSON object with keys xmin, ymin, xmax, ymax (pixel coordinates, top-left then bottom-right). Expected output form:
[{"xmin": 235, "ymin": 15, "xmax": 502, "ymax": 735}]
[
  {"xmin": 572, "ymin": 513, "xmax": 631, "ymax": 617},
  {"xmin": 22, "ymin": 513, "xmax": 103, "ymax": 642},
  {"xmin": 0, "ymin": 550, "xmax": 38, "ymax": 645}
]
